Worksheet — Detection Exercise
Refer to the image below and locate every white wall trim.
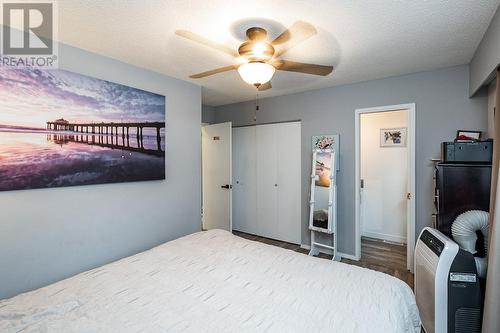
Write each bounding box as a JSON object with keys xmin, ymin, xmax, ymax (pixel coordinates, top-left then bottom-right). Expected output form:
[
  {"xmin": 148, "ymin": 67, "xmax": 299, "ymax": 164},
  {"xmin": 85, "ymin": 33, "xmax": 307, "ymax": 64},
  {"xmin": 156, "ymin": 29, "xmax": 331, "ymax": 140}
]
[
  {"xmin": 338, "ymin": 252, "xmax": 358, "ymax": 261},
  {"xmin": 361, "ymin": 231, "xmax": 407, "ymax": 244},
  {"xmin": 354, "ymin": 103, "xmax": 416, "ymax": 271},
  {"xmin": 300, "ymin": 244, "xmax": 311, "ymax": 250}
]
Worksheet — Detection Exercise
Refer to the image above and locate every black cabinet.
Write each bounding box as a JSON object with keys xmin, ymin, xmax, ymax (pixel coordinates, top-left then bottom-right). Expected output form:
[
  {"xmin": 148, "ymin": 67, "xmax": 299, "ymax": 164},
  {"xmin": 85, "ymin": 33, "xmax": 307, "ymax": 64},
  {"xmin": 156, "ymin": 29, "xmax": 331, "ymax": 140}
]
[{"xmin": 435, "ymin": 163, "xmax": 491, "ymax": 237}]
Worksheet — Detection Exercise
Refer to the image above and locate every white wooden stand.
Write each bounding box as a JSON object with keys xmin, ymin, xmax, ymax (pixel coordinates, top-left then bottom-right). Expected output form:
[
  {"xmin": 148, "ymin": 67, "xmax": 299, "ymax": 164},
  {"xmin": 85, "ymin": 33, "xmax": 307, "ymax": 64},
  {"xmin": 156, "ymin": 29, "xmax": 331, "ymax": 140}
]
[{"xmin": 309, "ymin": 229, "xmax": 340, "ymax": 261}]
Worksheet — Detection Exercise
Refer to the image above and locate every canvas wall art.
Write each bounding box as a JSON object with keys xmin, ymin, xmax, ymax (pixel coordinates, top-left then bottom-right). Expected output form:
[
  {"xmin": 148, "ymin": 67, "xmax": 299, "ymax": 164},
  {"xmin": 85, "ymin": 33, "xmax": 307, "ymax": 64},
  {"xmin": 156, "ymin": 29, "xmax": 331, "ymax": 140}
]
[
  {"xmin": 0, "ymin": 68, "xmax": 166, "ymax": 191},
  {"xmin": 380, "ymin": 127, "xmax": 407, "ymax": 147}
]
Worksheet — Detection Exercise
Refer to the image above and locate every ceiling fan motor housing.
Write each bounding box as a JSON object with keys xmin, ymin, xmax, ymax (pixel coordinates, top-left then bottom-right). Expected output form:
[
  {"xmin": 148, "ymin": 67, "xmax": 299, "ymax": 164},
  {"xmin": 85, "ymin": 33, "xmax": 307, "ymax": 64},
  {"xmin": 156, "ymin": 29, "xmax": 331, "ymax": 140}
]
[
  {"xmin": 246, "ymin": 27, "xmax": 267, "ymax": 40},
  {"xmin": 238, "ymin": 27, "xmax": 275, "ymax": 61},
  {"xmin": 238, "ymin": 42, "xmax": 275, "ymax": 61}
]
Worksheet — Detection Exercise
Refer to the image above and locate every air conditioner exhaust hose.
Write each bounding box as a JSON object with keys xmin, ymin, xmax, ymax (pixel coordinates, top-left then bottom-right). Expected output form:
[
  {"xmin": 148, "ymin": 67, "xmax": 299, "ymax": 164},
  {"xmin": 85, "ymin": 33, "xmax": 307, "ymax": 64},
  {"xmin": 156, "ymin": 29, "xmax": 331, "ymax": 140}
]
[{"xmin": 451, "ymin": 210, "xmax": 489, "ymax": 278}]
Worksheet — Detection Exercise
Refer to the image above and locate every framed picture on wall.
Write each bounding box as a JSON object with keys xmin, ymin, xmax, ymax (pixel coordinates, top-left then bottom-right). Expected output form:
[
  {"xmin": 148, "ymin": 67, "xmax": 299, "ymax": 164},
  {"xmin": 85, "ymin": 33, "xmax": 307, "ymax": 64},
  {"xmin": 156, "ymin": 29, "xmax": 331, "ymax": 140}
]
[
  {"xmin": 380, "ymin": 127, "xmax": 407, "ymax": 147},
  {"xmin": 456, "ymin": 130, "xmax": 482, "ymax": 142}
]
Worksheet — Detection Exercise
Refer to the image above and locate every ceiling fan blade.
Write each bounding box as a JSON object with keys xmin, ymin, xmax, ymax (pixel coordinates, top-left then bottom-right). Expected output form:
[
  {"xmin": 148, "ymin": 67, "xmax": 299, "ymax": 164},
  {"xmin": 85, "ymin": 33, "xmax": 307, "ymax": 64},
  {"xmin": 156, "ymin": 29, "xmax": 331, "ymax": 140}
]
[
  {"xmin": 258, "ymin": 82, "xmax": 272, "ymax": 91},
  {"xmin": 189, "ymin": 65, "xmax": 236, "ymax": 79},
  {"xmin": 175, "ymin": 30, "xmax": 238, "ymax": 58},
  {"xmin": 271, "ymin": 21, "xmax": 317, "ymax": 57},
  {"xmin": 273, "ymin": 60, "xmax": 333, "ymax": 76}
]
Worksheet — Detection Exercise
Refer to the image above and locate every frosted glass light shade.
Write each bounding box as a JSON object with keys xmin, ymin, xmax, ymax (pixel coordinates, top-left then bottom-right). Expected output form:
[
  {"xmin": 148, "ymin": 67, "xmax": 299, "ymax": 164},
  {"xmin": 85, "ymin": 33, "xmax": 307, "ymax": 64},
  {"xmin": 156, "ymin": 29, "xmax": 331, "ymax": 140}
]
[{"xmin": 237, "ymin": 62, "xmax": 275, "ymax": 86}]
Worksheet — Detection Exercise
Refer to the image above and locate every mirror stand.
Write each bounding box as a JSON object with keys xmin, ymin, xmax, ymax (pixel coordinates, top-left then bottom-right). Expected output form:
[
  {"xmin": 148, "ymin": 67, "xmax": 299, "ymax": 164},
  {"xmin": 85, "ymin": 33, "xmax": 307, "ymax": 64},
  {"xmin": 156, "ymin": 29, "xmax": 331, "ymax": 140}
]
[{"xmin": 308, "ymin": 148, "xmax": 340, "ymax": 261}]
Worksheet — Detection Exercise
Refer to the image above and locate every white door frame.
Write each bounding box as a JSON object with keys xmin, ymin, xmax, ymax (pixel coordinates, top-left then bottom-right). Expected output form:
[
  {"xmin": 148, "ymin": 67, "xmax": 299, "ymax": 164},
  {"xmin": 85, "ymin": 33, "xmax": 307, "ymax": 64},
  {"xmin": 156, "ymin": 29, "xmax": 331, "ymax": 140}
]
[{"xmin": 354, "ymin": 103, "xmax": 416, "ymax": 272}]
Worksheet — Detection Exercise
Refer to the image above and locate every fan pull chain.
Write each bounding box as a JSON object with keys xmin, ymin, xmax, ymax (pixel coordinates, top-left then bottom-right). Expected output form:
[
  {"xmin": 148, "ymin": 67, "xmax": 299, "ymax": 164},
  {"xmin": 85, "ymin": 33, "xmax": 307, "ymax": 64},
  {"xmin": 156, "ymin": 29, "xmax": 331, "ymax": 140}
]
[{"xmin": 254, "ymin": 91, "xmax": 259, "ymax": 122}]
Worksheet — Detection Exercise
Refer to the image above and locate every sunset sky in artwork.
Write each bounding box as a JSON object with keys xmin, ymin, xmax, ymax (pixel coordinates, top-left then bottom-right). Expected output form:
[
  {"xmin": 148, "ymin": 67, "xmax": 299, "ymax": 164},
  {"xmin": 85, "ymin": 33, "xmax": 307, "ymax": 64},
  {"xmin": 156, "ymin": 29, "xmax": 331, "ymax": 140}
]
[{"xmin": 0, "ymin": 68, "xmax": 165, "ymax": 128}]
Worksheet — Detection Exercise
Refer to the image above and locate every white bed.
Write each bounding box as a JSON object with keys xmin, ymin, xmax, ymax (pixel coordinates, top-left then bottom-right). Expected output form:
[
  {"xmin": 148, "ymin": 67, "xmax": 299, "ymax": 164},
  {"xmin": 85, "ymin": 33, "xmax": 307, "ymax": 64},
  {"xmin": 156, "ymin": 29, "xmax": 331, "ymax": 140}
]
[{"xmin": 0, "ymin": 229, "xmax": 421, "ymax": 332}]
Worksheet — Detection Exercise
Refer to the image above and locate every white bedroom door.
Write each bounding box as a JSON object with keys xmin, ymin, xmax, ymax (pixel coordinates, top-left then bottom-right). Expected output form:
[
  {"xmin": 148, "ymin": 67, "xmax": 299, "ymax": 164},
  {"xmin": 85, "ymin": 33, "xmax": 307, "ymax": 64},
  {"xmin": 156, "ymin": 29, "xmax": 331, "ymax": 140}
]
[{"xmin": 202, "ymin": 122, "xmax": 232, "ymax": 231}]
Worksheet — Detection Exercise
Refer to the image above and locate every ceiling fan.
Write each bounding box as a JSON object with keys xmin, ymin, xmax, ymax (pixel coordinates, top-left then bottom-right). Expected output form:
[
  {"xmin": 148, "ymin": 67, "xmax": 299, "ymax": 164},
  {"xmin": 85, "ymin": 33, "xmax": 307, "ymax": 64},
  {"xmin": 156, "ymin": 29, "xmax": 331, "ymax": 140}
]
[{"xmin": 175, "ymin": 21, "xmax": 333, "ymax": 91}]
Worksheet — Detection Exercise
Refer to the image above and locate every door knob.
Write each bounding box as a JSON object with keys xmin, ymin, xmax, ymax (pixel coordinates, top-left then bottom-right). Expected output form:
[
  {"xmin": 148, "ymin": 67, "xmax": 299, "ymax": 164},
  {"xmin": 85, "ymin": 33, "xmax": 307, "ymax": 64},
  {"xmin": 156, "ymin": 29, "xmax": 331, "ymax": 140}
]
[{"xmin": 221, "ymin": 184, "xmax": 232, "ymax": 189}]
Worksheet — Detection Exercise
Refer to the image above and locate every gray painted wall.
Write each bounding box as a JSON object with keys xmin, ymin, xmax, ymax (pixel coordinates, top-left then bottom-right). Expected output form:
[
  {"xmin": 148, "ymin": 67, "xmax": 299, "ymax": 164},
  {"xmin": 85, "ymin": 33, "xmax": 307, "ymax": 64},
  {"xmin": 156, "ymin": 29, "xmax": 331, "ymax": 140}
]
[
  {"xmin": 214, "ymin": 65, "xmax": 488, "ymax": 256},
  {"xmin": 0, "ymin": 43, "xmax": 202, "ymax": 299},
  {"xmin": 470, "ymin": 3, "xmax": 500, "ymax": 95},
  {"xmin": 202, "ymin": 104, "xmax": 216, "ymax": 124}
]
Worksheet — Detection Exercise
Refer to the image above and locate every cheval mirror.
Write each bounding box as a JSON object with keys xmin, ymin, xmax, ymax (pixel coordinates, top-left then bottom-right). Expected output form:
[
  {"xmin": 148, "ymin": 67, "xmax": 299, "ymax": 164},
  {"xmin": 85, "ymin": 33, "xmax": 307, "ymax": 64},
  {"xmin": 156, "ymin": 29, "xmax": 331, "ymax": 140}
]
[{"xmin": 308, "ymin": 148, "xmax": 339, "ymax": 260}]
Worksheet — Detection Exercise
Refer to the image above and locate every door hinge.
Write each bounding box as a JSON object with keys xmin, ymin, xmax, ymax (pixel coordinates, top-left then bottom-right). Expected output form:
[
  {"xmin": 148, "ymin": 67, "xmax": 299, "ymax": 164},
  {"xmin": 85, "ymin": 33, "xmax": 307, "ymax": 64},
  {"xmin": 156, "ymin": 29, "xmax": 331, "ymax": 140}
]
[{"xmin": 407, "ymin": 192, "xmax": 412, "ymax": 200}]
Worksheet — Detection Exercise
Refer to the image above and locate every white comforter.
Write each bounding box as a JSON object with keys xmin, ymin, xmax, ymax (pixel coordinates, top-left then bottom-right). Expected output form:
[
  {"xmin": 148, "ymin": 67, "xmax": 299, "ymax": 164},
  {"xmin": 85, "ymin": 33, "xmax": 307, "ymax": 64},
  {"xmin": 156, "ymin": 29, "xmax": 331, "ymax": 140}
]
[{"xmin": 0, "ymin": 230, "xmax": 420, "ymax": 332}]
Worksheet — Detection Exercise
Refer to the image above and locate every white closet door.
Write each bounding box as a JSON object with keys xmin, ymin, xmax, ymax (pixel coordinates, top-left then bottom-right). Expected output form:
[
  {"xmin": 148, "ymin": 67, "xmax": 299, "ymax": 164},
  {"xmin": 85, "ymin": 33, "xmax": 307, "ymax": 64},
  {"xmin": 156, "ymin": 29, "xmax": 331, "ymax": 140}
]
[
  {"xmin": 232, "ymin": 127, "xmax": 257, "ymax": 234},
  {"xmin": 256, "ymin": 124, "xmax": 279, "ymax": 239},
  {"xmin": 276, "ymin": 122, "xmax": 301, "ymax": 244}
]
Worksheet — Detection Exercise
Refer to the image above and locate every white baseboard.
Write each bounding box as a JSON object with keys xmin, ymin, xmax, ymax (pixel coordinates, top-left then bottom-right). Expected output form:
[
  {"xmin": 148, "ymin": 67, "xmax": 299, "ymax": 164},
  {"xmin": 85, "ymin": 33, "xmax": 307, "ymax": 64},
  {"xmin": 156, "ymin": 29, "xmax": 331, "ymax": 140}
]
[
  {"xmin": 302, "ymin": 244, "xmax": 359, "ymax": 261},
  {"xmin": 338, "ymin": 252, "xmax": 360, "ymax": 261},
  {"xmin": 301, "ymin": 243, "xmax": 333, "ymax": 255},
  {"xmin": 362, "ymin": 231, "xmax": 406, "ymax": 244}
]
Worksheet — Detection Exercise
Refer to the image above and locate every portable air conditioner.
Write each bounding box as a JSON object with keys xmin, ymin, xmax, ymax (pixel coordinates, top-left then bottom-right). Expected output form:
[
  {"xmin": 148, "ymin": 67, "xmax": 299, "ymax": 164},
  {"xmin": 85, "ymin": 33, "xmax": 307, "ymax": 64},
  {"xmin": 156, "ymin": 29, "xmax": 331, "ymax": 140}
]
[{"xmin": 415, "ymin": 227, "xmax": 482, "ymax": 333}]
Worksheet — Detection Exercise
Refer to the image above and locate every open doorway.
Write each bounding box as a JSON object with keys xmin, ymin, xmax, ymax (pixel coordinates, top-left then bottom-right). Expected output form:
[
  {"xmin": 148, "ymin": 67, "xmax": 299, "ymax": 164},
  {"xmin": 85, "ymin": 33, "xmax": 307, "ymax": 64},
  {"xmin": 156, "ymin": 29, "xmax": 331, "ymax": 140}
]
[{"xmin": 355, "ymin": 104, "xmax": 416, "ymax": 272}]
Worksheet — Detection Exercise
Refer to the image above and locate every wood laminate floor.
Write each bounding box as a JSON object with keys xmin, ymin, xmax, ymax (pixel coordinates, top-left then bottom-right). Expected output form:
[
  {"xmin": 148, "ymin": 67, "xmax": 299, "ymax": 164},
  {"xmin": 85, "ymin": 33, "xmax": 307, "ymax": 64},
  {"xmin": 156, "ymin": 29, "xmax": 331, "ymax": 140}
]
[{"xmin": 233, "ymin": 230, "xmax": 413, "ymax": 289}]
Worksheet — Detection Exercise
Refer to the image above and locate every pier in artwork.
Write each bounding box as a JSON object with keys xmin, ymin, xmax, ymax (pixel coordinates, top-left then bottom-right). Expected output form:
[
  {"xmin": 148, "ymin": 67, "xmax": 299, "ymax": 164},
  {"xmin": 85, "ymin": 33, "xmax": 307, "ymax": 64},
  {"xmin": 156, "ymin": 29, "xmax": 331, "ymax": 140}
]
[{"xmin": 46, "ymin": 118, "xmax": 165, "ymax": 151}]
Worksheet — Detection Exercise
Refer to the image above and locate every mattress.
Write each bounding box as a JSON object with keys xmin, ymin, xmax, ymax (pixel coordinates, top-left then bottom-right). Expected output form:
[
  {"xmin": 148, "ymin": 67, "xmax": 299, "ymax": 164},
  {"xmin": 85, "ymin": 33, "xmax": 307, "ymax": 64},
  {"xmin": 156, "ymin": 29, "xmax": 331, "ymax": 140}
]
[{"xmin": 0, "ymin": 229, "xmax": 421, "ymax": 332}]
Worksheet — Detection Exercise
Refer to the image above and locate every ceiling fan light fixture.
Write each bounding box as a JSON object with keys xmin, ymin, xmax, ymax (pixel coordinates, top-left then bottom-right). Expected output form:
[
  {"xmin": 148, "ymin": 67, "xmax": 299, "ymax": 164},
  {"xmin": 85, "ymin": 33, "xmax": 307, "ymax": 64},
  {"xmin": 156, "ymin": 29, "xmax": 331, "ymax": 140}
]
[
  {"xmin": 253, "ymin": 42, "xmax": 266, "ymax": 57},
  {"xmin": 179, "ymin": 22, "xmax": 332, "ymax": 86},
  {"xmin": 237, "ymin": 62, "xmax": 275, "ymax": 87}
]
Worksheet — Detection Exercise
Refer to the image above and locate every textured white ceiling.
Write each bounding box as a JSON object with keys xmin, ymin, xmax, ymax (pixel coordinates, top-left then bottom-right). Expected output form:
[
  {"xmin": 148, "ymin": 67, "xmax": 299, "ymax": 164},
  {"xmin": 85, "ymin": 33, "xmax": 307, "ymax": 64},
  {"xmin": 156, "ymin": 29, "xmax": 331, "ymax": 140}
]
[{"xmin": 58, "ymin": 0, "xmax": 500, "ymax": 106}]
